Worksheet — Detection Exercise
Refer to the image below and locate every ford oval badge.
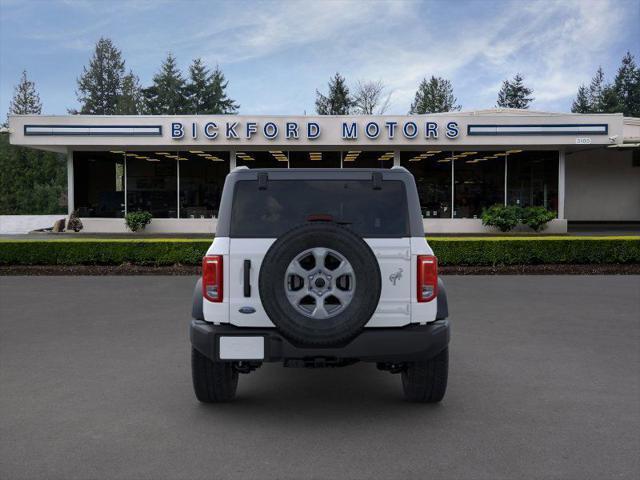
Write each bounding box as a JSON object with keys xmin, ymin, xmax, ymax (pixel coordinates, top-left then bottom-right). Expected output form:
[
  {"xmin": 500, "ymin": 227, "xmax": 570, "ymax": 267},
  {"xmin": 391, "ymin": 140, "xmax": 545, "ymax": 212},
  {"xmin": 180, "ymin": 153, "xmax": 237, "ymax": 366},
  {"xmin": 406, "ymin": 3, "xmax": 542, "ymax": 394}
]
[{"xmin": 239, "ymin": 306, "xmax": 256, "ymax": 314}]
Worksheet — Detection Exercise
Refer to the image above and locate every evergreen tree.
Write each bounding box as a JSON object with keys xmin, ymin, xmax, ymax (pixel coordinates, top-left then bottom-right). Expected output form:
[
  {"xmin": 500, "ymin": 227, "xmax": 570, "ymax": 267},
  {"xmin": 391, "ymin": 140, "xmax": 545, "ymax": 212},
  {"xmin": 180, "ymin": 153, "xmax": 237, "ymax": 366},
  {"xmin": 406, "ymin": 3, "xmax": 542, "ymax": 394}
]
[
  {"xmin": 600, "ymin": 84, "xmax": 623, "ymax": 113},
  {"xmin": 75, "ymin": 37, "xmax": 126, "ymax": 114},
  {"xmin": 571, "ymin": 85, "xmax": 591, "ymax": 113},
  {"xmin": 207, "ymin": 65, "xmax": 239, "ymax": 114},
  {"xmin": 496, "ymin": 73, "xmax": 534, "ymax": 109},
  {"xmin": 315, "ymin": 73, "xmax": 353, "ymax": 115},
  {"xmin": 143, "ymin": 53, "xmax": 188, "ymax": 114},
  {"xmin": 186, "ymin": 58, "xmax": 209, "ymax": 114},
  {"xmin": 9, "ymin": 70, "xmax": 42, "ymax": 116},
  {"xmin": 587, "ymin": 66, "xmax": 607, "ymax": 112},
  {"xmin": 409, "ymin": 76, "xmax": 460, "ymax": 114},
  {"xmin": 613, "ymin": 51, "xmax": 640, "ymax": 117},
  {"xmin": 1, "ymin": 72, "xmax": 66, "ymax": 214},
  {"xmin": 185, "ymin": 59, "xmax": 239, "ymax": 114},
  {"xmin": 116, "ymin": 71, "xmax": 144, "ymax": 114},
  {"xmin": 0, "ymin": 135, "xmax": 66, "ymax": 215}
]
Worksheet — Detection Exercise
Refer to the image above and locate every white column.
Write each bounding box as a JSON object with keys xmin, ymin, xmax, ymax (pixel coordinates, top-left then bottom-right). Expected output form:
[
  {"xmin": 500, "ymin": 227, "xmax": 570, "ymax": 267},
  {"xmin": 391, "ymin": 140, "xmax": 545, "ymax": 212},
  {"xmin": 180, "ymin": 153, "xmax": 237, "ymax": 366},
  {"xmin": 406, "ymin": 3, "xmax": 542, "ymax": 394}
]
[
  {"xmin": 66, "ymin": 149, "xmax": 74, "ymax": 215},
  {"xmin": 124, "ymin": 155, "xmax": 128, "ymax": 216},
  {"xmin": 176, "ymin": 159, "xmax": 180, "ymax": 219},
  {"xmin": 393, "ymin": 150, "xmax": 400, "ymax": 167},
  {"xmin": 229, "ymin": 150, "xmax": 236, "ymax": 170},
  {"xmin": 451, "ymin": 155, "xmax": 455, "ymax": 219},
  {"xmin": 504, "ymin": 154, "xmax": 508, "ymax": 206},
  {"xmin": 558, "ymin": 149, "xmax": 566, "ymax": 219}
]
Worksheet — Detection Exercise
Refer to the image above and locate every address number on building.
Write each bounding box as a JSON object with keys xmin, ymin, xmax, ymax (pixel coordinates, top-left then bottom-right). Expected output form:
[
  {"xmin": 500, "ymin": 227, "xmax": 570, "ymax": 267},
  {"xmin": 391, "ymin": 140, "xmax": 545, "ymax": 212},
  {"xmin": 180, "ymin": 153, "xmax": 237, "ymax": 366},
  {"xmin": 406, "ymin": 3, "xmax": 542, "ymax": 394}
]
[{"xmin": 576, "ymin": 137, "xmax": 592, "ymax": 144}]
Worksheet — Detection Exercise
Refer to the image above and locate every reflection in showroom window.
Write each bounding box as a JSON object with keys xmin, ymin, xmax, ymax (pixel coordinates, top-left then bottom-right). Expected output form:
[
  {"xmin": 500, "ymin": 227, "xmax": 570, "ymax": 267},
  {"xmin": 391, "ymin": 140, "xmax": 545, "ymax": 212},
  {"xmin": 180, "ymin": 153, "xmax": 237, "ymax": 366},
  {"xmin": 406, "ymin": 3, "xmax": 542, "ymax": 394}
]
[
  {"xmin": 73, "ymin": 151, "xmax": 125, "ymax": 218},
  {"xmin": 454, "ymin": 151, "xmax": 505, "ymax": 218},
  {"xmin": 507, "ymin": 150, "xmax": 558, "ymax": 213},
  {"xmin": 179, "ymin": 151, "xmax": 228, "ymax": 218},
  {"xmin": 126, "ymin": 153, "xmax": 177, "ymax": 218},
  {"xmin": 401, "ymin": 151, "xmax": 452, "ymax": 218}
]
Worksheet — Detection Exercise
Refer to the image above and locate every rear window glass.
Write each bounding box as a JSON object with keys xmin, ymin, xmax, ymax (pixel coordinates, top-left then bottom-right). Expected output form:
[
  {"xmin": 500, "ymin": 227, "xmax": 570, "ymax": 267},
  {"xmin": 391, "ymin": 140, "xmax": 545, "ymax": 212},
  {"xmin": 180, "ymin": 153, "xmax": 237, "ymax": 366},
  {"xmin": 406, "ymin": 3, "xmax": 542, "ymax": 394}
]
[{"xmin": 230, "ymin": 180, "xmax": 409, "ymax": 237}]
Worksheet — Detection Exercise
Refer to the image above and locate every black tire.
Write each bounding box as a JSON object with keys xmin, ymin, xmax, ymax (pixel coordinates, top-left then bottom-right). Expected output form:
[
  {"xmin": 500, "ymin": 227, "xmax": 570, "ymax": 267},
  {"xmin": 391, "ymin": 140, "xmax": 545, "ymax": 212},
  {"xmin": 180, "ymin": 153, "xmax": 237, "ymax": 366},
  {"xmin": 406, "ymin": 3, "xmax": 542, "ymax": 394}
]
[
  {"xmin": 191, "ymin": 348, "xmax": 238, "ymax": 403},
  {"xmin": 401, "ymin": 347, "xmax": 449, "ymax": 403},
  {"xmin": 259, "ymin": 222, "xmax": 381, "ymax": 347}
]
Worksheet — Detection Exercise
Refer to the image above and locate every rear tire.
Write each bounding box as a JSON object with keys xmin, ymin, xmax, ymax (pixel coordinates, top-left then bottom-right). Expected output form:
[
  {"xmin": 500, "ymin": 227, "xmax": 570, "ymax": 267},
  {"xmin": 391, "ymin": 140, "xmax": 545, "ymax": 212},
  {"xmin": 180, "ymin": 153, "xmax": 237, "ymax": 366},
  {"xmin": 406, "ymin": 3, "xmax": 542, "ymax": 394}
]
[
  {"xmin": 191, "ymin": 348, "xmax": 238, "ymax": 403},
  {"xmin": 401, "ymin": 347, "xmax": 448, "ymax": 403}
]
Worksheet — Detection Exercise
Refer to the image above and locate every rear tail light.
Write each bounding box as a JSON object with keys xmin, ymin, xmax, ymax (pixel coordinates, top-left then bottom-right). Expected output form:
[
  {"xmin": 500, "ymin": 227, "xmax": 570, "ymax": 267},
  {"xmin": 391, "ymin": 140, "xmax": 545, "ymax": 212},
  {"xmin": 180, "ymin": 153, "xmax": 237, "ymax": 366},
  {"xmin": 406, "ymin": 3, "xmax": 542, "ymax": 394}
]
[
  {"xmin": 202, "ymin": 255, "xmax": 223, "ymax": 302},
  {"xmin": 417, "ymin": 255, "xmax": 438, "ymax": 302}
]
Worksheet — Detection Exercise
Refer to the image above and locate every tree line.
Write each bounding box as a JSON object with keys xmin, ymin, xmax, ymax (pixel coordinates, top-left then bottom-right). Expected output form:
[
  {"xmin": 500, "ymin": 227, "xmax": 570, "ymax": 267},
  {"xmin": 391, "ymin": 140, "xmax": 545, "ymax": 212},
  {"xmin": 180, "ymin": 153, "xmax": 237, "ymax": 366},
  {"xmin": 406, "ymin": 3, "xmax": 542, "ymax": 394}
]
[
  {"xmin": 4, "ymin": 36, "xmax": 639, "ymax": 119},
  {"xmin": 314, "ymin": 52, "xmax": 638, "ymax": 116},
  {"xmin": 71, "ymin": 37, "xmax": 239, "ymax": 115},
  {"xmin": 1, "ymin": 37, "xmax": 639, "ymax": 215}
]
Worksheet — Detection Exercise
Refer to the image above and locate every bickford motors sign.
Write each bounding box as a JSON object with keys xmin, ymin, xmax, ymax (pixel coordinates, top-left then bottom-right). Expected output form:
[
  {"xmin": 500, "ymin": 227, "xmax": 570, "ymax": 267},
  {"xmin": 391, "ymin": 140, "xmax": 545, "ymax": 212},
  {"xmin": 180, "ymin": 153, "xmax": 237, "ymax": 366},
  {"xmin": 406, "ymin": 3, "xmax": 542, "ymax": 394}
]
[{"xmin": 171, "ymin": 119, "xmax": 461, "ymax": 141}]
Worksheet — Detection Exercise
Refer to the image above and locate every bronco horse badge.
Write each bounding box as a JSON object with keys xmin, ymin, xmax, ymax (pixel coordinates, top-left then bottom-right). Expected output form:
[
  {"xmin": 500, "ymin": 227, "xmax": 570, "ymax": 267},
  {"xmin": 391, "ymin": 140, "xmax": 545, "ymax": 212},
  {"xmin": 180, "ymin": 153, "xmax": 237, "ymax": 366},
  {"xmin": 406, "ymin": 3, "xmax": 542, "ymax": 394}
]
[{"xmin": 389, "ymin": 268, "xmax": 403, "ymax": 286}]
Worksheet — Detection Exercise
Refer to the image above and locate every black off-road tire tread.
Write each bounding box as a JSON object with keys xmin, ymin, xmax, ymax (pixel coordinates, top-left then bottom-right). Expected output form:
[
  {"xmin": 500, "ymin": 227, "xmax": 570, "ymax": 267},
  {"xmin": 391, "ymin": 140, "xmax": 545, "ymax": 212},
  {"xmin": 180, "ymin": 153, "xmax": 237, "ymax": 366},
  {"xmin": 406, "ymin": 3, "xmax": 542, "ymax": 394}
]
[
  {"xmin": 191, "ymin": 348, "xmax": 238, "ymax": 403},
  {"xmin": 401, "ymin": 347, "xmax": 448, "ymax": 403},
  {"xmin": 259, "ymin": 222, "xmax": 382, "ymax": 347}
]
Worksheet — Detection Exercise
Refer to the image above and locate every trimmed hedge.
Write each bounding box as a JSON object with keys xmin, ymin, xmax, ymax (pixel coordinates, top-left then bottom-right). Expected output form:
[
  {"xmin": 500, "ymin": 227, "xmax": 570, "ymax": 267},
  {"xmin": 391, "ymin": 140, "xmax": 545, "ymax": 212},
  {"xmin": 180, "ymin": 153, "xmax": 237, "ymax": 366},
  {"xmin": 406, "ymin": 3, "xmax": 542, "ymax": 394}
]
[{"xmin": 0, "ymin": 237, "xmax": 638, "ymax": 267}]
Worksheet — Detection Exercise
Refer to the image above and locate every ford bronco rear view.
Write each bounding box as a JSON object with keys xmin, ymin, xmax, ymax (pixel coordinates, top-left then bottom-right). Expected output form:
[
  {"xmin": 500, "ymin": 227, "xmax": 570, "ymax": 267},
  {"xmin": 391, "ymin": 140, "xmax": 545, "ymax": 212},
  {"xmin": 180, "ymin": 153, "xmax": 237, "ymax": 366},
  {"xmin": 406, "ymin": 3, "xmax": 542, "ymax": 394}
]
[{"xmin": 190, "ymin": 166, "xmax": 450, "ymax": 402}]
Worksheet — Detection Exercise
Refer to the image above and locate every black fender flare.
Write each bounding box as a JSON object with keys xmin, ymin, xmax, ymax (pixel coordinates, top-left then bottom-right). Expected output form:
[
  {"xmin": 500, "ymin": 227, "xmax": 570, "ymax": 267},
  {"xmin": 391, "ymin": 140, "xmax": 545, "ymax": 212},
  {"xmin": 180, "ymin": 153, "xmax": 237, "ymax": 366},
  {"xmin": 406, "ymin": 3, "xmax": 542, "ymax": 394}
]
[
  {"xmin": 192, "ymin": 277, "xmax": 204, "ymax": 320},
  {"xmin": 436, "ymin": 277, "xmax": 448, "ymax": 320}
]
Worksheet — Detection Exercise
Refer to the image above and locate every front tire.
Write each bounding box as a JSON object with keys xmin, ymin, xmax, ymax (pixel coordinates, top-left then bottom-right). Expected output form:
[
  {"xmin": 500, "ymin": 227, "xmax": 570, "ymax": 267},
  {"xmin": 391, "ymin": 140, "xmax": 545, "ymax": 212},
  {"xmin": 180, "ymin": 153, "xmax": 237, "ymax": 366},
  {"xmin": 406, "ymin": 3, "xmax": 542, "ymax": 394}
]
[
  {"xmin": 191, "ymin": 348, "xmax": 238, "ymax": 403},
  {"xmin": 401, "ymin": 347, "xmax": 448, "ymax": 403}
]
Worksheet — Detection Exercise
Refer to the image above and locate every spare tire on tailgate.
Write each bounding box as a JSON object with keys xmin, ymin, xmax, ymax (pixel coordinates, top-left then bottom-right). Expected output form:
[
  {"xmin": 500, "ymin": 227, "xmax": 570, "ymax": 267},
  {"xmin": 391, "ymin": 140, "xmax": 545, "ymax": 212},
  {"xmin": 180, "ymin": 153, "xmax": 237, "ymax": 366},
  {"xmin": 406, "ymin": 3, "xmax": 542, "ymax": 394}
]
[{"xmin": 259, "ymin": 223, "xmax": 381, "ymax": 347}]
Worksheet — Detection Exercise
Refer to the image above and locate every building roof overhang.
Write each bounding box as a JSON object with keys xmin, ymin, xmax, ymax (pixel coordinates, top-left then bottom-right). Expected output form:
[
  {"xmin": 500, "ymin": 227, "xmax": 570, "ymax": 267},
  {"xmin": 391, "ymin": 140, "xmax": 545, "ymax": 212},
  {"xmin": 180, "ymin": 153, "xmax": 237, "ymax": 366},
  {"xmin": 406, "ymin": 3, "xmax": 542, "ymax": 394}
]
[{"xmin": 6, "ymin": 110, "xmax": 631, "ymax": 153}]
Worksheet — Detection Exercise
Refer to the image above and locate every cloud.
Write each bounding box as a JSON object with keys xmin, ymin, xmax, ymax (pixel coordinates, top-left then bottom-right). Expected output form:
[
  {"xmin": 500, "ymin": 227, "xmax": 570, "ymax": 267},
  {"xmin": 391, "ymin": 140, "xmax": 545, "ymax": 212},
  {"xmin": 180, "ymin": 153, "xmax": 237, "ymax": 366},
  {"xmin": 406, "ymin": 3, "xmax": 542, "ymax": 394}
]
[{"xmin": 1, "ymin": 0, "xmax": 637, "ymax": 115}]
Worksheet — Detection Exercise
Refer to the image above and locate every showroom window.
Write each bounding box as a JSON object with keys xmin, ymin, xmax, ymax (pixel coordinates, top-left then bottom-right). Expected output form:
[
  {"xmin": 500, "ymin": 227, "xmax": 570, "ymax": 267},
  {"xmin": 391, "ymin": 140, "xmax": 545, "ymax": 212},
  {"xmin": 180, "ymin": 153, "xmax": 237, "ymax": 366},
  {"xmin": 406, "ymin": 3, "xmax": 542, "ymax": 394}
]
[
  {"xmin": 73, "ymin": 151, "xmax": 125, "ymax": 218},
  {"xmin": 401, "ymin": 151, "xmax": 452, "ymax": 218},
  {"xmin": 178, "ymin": 151, "xmax": 228, "ymax": 218},
  {"xmin": 507, "ymin": 150, "xmax": 558, "ymax": 212},
  {"xmin": 126, "ymin": 152, "xmax": 177, "ymax": 218},
  {"xmin": 237, "ymin": 151, "xmax": 289, "ymax": 168},
  {"xmin": 342, "ymin": 150, "xmax": 394, "ymax": 168},
  {"xmin": 453, "ymin": 151, "xmax": 505, "ymax": 218},
  {"xmin": 289, "ymin": 151, "xmax": 341, "ymax": 168}
]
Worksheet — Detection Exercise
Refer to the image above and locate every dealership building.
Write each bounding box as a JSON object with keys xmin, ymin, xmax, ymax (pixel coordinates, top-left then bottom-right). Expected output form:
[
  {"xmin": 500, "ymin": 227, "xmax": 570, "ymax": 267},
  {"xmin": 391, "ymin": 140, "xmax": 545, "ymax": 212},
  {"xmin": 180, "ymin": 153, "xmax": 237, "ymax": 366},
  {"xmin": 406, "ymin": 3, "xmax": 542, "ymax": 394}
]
[{"xmin": 8, "ymin": 109, "xmax": 640, "ymax": 233}]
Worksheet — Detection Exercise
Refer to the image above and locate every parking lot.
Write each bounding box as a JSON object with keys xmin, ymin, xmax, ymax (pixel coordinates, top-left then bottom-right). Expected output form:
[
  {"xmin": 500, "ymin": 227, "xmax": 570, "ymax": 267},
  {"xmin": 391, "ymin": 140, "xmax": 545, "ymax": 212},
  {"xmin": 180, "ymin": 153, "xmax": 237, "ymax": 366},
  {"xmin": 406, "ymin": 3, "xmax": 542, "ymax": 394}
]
[{"xmin": 1, "ymin": 275, "xmax": 638, "ymax": 480}]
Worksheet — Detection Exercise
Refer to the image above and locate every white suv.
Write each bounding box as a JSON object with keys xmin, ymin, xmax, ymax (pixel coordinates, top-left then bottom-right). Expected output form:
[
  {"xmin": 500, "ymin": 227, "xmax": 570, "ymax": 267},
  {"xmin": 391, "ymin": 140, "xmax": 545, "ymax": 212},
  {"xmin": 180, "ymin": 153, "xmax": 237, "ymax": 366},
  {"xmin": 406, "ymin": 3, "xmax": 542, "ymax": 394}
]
[{"xmin": 190, "ymin": 167, "xmax": 450, "ymax": 402}]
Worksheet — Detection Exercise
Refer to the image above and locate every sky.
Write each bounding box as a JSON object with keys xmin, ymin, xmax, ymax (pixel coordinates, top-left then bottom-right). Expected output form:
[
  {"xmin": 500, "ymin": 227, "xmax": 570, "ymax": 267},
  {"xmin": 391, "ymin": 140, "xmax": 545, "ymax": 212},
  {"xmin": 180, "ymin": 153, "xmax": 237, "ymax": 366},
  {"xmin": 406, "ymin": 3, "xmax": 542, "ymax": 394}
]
[{"xmin": 0, "ymin": 0, "xmax": 638, "ymax": 117}]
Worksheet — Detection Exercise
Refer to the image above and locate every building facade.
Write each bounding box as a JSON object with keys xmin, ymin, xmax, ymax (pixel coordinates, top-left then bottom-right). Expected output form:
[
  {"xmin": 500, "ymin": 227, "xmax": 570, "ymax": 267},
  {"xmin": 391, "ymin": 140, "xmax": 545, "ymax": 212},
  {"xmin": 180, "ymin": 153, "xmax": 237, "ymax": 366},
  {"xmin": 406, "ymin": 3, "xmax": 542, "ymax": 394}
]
[{"xmin": 8, "ymin": 109, "xmax": 640, "ymax": 233}]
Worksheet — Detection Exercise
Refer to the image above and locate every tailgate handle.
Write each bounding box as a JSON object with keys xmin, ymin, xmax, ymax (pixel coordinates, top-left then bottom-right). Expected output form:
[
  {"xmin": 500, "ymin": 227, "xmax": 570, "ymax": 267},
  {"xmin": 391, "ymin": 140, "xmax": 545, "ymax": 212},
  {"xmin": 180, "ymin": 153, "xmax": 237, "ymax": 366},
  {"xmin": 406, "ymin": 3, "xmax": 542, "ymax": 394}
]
[{"xmin": 243, "ymin": 259, "xmax": 251, "ymax": 297}]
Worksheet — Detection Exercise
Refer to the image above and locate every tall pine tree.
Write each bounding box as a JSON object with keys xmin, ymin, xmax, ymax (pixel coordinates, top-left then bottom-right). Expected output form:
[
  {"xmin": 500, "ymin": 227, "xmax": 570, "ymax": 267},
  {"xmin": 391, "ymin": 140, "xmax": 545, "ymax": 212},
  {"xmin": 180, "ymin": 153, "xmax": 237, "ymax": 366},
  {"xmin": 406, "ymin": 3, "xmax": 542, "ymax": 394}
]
[
  {"xmin": 315, "ymin": 73, "xmax": 353, "ymax": 115},
  {"xmin": 571, "ymin": 85, "xmax": 591, "ymax": 113},
  {"xmin": 496, "ymin": 74, "xmax": 534, "ymax": 109},
  {"xmin": 1, "ymin": 72, "xmax": 66, "ymax": 215},
  {"xmin": 185, "ymin": 59, "xmax": 239, "ymax": 114},
  {"xmin": 116, "ymin": 71, "xmax": 144, "ymax": 114},
  {"xmin": 587, "ymin": 67, "xmax": 607, "ymax": 111},
  {"xmin": 8, "ymin": 70, "xmax": 42, "ymax": 117},
  {"xmin": 409, "ymin": 76, "xmax": 460, "ymax": 114},
  {"xmin": 613, "ymin": 51, "xmax": 640, "ymax": 117},
  {"xmin": 143, "ymin": 53, "xmax": 188, "ymax": 114},
  {"xmin": 207, "ymin": 65, "xmax": 239, "ymax": 114},
  {"xmin": 75, "ymin": 38, "xmax": 126, "ymax": 114},
  {"xmin": 186, "ymin": 58, "xmax": 209, "ymax": 114}
]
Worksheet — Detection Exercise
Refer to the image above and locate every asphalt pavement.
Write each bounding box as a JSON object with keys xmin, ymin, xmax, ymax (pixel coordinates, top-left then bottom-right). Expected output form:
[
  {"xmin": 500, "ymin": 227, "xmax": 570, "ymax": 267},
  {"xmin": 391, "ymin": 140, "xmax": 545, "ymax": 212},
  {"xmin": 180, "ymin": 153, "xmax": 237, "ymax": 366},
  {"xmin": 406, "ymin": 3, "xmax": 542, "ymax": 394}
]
[{"xmin": 1, "ymin": 275, "xmax": 638, "ymax": 480}]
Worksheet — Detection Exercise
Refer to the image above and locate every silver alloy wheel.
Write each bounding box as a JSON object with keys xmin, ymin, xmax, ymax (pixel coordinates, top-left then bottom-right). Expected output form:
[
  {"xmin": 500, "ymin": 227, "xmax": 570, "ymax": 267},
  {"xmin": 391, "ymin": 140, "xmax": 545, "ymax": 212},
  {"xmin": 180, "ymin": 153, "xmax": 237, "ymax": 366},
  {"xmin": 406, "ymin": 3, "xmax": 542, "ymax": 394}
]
[{"xmin": 284, "ymin": 247, "xmax": 356, "ymax": 319}]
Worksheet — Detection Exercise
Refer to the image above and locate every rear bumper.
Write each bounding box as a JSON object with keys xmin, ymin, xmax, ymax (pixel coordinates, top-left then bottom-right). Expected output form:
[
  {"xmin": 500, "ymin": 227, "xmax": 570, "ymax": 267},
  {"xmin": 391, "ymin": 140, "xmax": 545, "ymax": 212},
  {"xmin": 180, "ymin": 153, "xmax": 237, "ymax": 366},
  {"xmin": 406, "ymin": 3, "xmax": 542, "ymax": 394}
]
[{"xmin": 190, "ymin": 320, "xmax": 450, "ymax": 363}]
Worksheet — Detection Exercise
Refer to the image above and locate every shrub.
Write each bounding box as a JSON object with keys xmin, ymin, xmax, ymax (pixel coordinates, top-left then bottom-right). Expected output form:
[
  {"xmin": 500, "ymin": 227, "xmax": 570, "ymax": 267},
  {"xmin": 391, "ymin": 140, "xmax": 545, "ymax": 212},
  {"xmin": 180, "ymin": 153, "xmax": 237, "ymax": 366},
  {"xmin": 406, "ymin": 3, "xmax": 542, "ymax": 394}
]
[
  {"xmin": 0, "ymin": 238, "xmax": 638, "ymax": 267},
  {"xmin": 521, "ymin": 206, "xmax": 556, "ymax": 232},
  {"xmin": 66, "ymin": 210, "xmax": 83, "ymax": 232},
  {"xmin": 125, "ymin": 211, "xmax": 153, "ymax": 232},
  {"xmin": 481, "ymin": 205, "xmax": 520, "ymax": 232}
]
